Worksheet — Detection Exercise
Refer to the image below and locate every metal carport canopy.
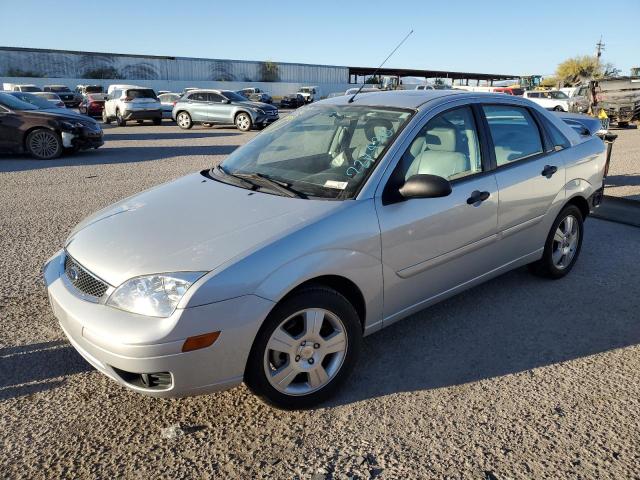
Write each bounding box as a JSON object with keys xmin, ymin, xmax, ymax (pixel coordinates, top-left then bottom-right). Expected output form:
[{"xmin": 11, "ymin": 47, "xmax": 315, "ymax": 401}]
[{"xmin": 347, "ymin": 66, "xmax": 518, "ymax": 82}]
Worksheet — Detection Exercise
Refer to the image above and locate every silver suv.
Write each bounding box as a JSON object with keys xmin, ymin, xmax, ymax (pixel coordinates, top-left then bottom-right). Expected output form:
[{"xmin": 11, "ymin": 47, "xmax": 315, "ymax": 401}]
[
  {"xmin": 103, "ymin": 87, "xmax": 162, "ymax": 126},
  {"xmin": 172, "ymin": 89, "xmax": 279, "ymax": 131}
]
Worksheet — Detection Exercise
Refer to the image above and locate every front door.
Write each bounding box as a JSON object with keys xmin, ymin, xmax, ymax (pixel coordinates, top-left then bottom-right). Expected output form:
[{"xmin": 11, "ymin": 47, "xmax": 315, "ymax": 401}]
[
  {"xmin": 376, "ymin": 105, "xmax": 500, "ymax": 324},
  {"xmin": 0, "ymin": 108, "xmax": 22, "ymax": 150}
]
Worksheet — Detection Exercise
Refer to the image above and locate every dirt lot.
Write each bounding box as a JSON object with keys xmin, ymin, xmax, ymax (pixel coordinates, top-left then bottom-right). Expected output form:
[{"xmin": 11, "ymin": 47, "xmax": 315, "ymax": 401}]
[
  {"xmin": 1, "ymin": 122, "xmax": 639, "ymax": 479},
  {"xmin": 605, "ymin": 126, "xmax": 640, "ymax": 200}
]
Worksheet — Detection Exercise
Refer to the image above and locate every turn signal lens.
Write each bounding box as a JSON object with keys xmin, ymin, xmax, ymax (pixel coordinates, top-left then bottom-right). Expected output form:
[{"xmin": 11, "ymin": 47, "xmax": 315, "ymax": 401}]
[{"xmin": 182, "ymin": 331, "xmax": 220, "ymax": 352}]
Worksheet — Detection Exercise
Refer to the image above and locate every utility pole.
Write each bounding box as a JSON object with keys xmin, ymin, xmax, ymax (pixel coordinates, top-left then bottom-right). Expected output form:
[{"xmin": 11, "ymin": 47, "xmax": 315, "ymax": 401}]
[{"xmin": 595, "ymin": 36, "xmax": 605, "ymax": 60}]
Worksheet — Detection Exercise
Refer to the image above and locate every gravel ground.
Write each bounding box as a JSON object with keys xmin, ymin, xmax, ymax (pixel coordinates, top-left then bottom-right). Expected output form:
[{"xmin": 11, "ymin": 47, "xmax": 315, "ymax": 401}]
[
  {"xmin": 604, "ymin": 126, "xmax": 640, "ymax": 201},
  {"xmin": 1, "ymin": 122, "xmax": 640, "ymax": 479}
]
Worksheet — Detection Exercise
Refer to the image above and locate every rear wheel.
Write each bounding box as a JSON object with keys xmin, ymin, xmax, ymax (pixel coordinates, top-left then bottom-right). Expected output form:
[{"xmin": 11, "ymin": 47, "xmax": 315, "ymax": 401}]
[
  {"xmin": 553, "ymin": 106, "xmax": 564, "ymax": 111},
  {"xmin": 25, "ymin": 129, "xmax": 62, "ymax": 160},
  {"xmin": 235, "ymin": 112, "xmax": 252, "ymax": 132},
  {"xmin": 529, "ymin": 205, "xmax": 583, "ymax": 279},
  {"xmin": 116, "ymin": 109, "xmax": 126, "ymax": 127},
  {"xmin": 153, "ymin": 117, "xmax": 162, "ymax": 126},
  {"xmin": 245, "ymin": 287, "xmax": 362, "ymax": 409},
  {"xmin": 176, "ymin": 111, "xmax": 193, "ymax": 129},
  {"xmin": 102, "ymin": 109, "xmax": 111, "ymax": 124}
]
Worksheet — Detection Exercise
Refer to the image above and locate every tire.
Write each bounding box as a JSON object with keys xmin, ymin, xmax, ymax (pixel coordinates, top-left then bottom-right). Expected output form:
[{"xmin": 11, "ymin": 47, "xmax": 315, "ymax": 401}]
[
  {"xmin": 528, "ymin": 205, "xmax": 583, "ymax": 279},
  {"xmin": 235, "ymin": 112, "xmax": 252, "ymax": 132},
  {"xmin": 617, "ymin": 121, "xmax": 629, "ymax": 128},
  {"xmin": 25, "ymin": 129, "xmax": 62, "ymax": 160},
  {"xmin": 245, "ymin": 286, "xmax": 362, "ymax": 410},
  {"xmin": 102, "ymin": 109, "xmax": 111, "ymax": 124},
  {"xmin": 176, "ymin": 111, "xmax": 193, "ymax": 129},
  {"xmin": 553, "ymin": 106, "xmax": 564, "ymax": 111},
  {"xmin": 153, "ymin": 118, "xmax": 162, "ymax": 126},
  {"xmin": 116, "ymin": 109, "xmax": 126, "ymax": 127}
]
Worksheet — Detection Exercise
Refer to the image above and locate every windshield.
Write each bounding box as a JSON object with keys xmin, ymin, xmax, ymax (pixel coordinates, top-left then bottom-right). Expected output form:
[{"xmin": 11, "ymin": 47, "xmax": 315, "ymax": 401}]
[
  {"xmin": 0, "ymin": 92, "xmax": 39, "ymax": 110},
  {"xmin": 85, "ymin": 86, "xmax": 103, "ymax": 93},
  {"xmin": 299, "ymin": 88, "xmax": 311, "ymax": 93},
  {"xmin": 9, "ymin": 92, "xmax": 53, "ymax": 109},
  {"xmin": 221, "ymin": 91, "xmax": 248, "ymax": 102},
  {"xmin": 216, "ymin": 104, "xmax": 413, "ymax": 199},
  {"xmin": 20, "ymin": 86, "xmax": 41, "ymax": 92},
  {"xmin": 48, "ymin": 86, "xmax": 71, "ymax": 92}
]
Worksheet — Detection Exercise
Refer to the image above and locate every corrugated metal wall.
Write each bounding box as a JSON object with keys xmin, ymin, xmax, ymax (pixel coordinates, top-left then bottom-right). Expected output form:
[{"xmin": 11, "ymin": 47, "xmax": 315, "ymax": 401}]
[{"xmin": 0, "ymin": 48, "xmax": 349, "ymax": 84}]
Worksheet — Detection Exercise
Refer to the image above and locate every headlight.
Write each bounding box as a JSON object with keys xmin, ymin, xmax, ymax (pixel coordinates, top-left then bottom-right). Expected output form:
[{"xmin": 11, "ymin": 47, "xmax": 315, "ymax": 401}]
[
  {"xmin": 106, "ymin": 272, "xmax": 205, "ymax": 317},
  {"xmin": 251, "ymin": 107, "xmax": 265, "ymax": 115},
  {"xmin": 60, "ymin": 120, "xmax": 84, "ymax": 130}
]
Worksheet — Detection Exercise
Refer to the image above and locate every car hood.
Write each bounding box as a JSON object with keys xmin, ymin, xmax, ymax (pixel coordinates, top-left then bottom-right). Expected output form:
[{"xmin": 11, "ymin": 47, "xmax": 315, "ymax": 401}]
[
  {"xmin": 238, "ymin": 100, "xmax": 277, "ymax": 110},
  {"xmin": 65, "ymin": 172, "xmax": 343, "ymax": 287},
  {"xmin": 20, "ymin": 109, "xmax": 97, "ymax": 122}
]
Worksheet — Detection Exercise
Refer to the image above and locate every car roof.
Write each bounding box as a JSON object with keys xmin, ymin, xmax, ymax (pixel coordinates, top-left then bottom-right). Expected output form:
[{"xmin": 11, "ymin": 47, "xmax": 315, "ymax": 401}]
[{"xmin": 321, "ymin": 89, "xmax": 470, "ymax": 109}]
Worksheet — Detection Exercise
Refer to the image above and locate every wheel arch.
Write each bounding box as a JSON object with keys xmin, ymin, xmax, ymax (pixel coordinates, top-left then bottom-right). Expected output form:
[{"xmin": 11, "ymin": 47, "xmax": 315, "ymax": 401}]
[
  {"xmin": 565, "ymin": 194, "xmax": 590, "ymax": 220},
  {"xmin": 279, "ymin": 275, "xmax": 367, "ymax": 332}
]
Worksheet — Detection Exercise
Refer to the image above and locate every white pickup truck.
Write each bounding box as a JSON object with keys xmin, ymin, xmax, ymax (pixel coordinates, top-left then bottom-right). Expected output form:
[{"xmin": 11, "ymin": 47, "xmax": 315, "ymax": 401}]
[{"xmin": 297, "ymin": 86, "xmax": 319, "ymax": 103}]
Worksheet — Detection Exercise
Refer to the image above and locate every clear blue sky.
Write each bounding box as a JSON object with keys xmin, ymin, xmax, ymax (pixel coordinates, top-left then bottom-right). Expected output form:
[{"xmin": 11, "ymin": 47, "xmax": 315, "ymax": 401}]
[{"xmin": 1, "ymin": 0, "xmax": 638, "ymax": 76}]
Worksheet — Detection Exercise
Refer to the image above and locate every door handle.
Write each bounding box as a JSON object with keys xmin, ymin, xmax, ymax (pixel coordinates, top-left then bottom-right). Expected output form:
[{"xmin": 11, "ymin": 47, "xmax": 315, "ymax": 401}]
[
  {"xmin": 541, "ymin": 165, "xmax": 558, "ymax": 178},
  {"xmin": 466, "ymin": 190, "xmax": 490, "ymax": 205}
]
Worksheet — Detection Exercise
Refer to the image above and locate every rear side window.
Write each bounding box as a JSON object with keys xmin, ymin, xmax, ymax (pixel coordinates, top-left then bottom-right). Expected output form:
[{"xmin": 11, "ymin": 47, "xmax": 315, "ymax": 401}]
[
  {"xmin": 189, "ymin": 92, "xmax": 207, "ymax": 102},
  {"xmin": 540, "ymin": 116, "xmax": 571, "ymax": 150},
  {"xmin": 482, "ymin": 105, "xmax": 543, "ymax": 166}
]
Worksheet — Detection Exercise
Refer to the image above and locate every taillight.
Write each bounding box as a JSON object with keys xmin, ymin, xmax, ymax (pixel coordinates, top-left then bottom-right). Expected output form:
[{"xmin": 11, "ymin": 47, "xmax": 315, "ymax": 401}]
[{"xmin": 172, "ymin": 101, "xmax": 177, "ymax": 106}]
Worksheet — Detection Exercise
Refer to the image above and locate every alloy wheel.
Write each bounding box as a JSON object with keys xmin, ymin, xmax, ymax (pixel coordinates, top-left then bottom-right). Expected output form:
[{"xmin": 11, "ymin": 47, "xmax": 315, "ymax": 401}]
[
  {"xmin": 177, "ymin": 112, "xmax": 191, "ymax": 128},
  {"xmin": 263, "ymin": 308, "xmax": 347, "ymax": 396},
  {"xmin": 236, "ymin": 113, "xmax": 251, "ymax": 131},
  {"xmin": 28, "ymin": 130, "xmax": 60, "ymax": 159},
  {"xmin": 552, "ymin": 214, "xmax": 579, "ymax": 269}
]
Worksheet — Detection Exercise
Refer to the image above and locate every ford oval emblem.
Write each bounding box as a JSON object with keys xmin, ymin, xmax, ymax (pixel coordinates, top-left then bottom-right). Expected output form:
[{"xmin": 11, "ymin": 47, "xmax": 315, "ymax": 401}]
[{"xmin": 68, "ymin": 266, "xmax": 80, "ymax": 282}]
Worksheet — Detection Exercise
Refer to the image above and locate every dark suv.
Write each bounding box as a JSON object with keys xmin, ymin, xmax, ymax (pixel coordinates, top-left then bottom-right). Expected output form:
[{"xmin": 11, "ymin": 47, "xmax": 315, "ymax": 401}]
[{"xmin": 43, "ymin": 85, "xmax": 82, "ymax": 107}]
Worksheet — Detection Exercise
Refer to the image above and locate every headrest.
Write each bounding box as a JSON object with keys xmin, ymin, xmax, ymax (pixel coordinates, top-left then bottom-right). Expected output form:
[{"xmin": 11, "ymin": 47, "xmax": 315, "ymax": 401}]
[
  {"xmin": 364, "ymin": 118, "xmax": 394, "ymax": 142},
  {"xmin": 425, "ymin": 127, "xmax": 456, "ymax": 152}
]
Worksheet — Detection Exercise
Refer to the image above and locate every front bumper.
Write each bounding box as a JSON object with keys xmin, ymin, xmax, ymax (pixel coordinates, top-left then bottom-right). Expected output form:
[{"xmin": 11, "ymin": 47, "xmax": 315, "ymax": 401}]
[
  {"xmin": 44, "ymin": 250, "xmax": 274, "ymax": 398},
  {"xmin": 255, "ymin": 112, "xmax": 279, "ymax": 125},
  {"xmin": 61, "ymin": 126, "xmax": 104, "ymax": 150},
  {"xmin": 123, "ymin": 109, "xmax": 162, "ymax": 120}
]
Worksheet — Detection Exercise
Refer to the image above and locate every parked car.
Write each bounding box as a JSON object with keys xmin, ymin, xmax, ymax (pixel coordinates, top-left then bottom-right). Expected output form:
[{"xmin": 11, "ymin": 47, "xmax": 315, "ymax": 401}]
[
  {"xmin": 103, "ymin": 86, "xmax": 162, "ymax": 126},
  {"xmin": 6, "ymin": 91, "xmax": 69, "ymax": 112},
  {"xmin": 44, "ymin": 90, "xmax": 609, "ymax": 409},
  {"xmin": 33, "ymin": 92, "xmax": 66, "ymax": 108},
  {"xmin": 158, "ymin": 93, "xmax": 182, "ymax": 119},
  {"xmin": 248, "ymin": 92, "xmax": 273, "ymax": 104},
  {"xmin": 43, "ymin": 85, "xmax": 82, "ymax": 107},
  {"xmin": 492, "ymin": 87, "xmax": 524, "ymax": 96},
  {"xmin": 76, "ymin": 85, "xmax": 105, "ymax": 97},
  {"xmin": 173, "ymin": 89, "xmax": 278, "ymax": 131},
  {"xmin": 297, "ymin": 86, "xmax": 319, "ymax": 103},
  {"xmin": 0, "ymin": 92, "xmax": 103, "ymax": 159},
  {"xmin": 280, "ymin": 93, "xmax": 306, "ymax": 108},
  {"xmin": 415, "ymin": 85, "xmax": 435, "ymax": 90},
  {"xmin": 238, "ymin": 87, "xmax": 265, "ymax": 97},
  {"xmin": 78, "ymin": 94, "xmax": 106, "ymax": 117},
  {"xmin": 2, "ymin": 83, "xmax": 42, "ymax": 92},
  {"xmin": 523, "ymin": 90, "xmax": 570, "ymax": 111}
]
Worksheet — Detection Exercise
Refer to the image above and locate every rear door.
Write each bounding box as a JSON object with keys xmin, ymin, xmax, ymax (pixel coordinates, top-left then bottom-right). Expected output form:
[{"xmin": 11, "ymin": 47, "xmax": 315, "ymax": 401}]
[
  {"xmin": 187, "ymin": 92, "xmax": 209, "ymax": 121},
  {"xmin": 376, "ymin": 104, "xmax": 500, "ymax": 324},
  {"xmin": 480, "ymin": 104, "xmax": 566, "ymax": 257}
]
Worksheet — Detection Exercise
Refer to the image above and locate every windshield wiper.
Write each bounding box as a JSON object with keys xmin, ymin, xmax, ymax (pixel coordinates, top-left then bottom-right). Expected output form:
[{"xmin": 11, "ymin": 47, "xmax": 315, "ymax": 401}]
[{"xmin": 233, "ymin": 172, "xmax": 306, "ymax": 198}]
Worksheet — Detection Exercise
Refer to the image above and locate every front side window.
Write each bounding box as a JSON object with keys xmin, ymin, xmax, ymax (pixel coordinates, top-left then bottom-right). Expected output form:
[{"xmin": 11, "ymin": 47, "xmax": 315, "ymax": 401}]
[
  {"xmin": 398, "ymin": 106, "xmax": 482, "ymax": 182},
  {"xmin": 483, "ymin": 105, "xmax": 543, "ymax": 166},
  {"xmin": 209, "ymin": 93, "xmax": 225, "ymax": 102},
  {"xmin": 216, "ymin": 104, "xmax": 413, "ymax": 199}
]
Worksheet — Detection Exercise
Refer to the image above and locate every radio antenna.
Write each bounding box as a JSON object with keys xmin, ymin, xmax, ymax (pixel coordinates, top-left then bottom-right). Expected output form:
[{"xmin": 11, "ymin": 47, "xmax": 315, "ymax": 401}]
[{"xmin": 348, "ymin": 29, "xmax": 414, "ymax": 103}]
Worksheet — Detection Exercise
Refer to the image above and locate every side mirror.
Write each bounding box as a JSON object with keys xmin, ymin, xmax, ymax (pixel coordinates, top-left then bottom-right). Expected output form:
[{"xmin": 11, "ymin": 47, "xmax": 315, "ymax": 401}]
[
  {"xmin": 224, "ymin": 99, "xmax": 231, "ymax": 104},
  {"xmin": 399, "ymin": 174, "xmax": 452, "ymax": 199}
]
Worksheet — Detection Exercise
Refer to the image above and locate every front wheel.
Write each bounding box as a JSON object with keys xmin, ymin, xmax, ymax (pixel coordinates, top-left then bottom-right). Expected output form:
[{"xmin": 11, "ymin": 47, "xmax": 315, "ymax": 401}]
[
  {"xmin": 245, "ymin": 287, "xmax": 362, "ymax": 410},
  {"xmin": 529, "ymin": 205, "xmax": 583, "ymax": 279},
  {"xmin": 176, "ymin": 111, "xmax": 193, "ymax": 129},
  {"xmin": 25, "ymin": 129, "xmax": 62, "ymax": 160},
  {"xmin": 116, "ymin": 109, "xmax": 126, "ymax": 127},
  {"xmin": 235, "ymin": 112, "xmax": 252, "ymax": 132}
]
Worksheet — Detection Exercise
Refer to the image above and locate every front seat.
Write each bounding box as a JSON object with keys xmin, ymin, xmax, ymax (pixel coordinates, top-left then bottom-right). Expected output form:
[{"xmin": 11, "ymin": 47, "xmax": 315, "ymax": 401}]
[{"xmin": 405, "ymin": 127, "xmax": 469, "ymax": 180}]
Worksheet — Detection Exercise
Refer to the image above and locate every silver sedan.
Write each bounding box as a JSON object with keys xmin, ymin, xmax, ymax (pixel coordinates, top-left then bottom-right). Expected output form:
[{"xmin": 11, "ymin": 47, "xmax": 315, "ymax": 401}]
[{"xmin": 44, "ymin": 90, "xmax": 608, "ymax": 409}]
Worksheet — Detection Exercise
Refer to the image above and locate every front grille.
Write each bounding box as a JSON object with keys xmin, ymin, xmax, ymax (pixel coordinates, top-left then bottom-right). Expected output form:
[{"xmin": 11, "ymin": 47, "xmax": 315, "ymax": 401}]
[{"xmin": 64, "ymin": 254, "xmax": 109, "ymax": 299}]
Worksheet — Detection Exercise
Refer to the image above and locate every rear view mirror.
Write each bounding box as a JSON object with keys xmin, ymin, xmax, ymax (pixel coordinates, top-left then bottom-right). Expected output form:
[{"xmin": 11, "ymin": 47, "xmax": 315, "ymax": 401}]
[{"xmin": 399, "ymin": 174, "xmax": 452, "ymax": 199}]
